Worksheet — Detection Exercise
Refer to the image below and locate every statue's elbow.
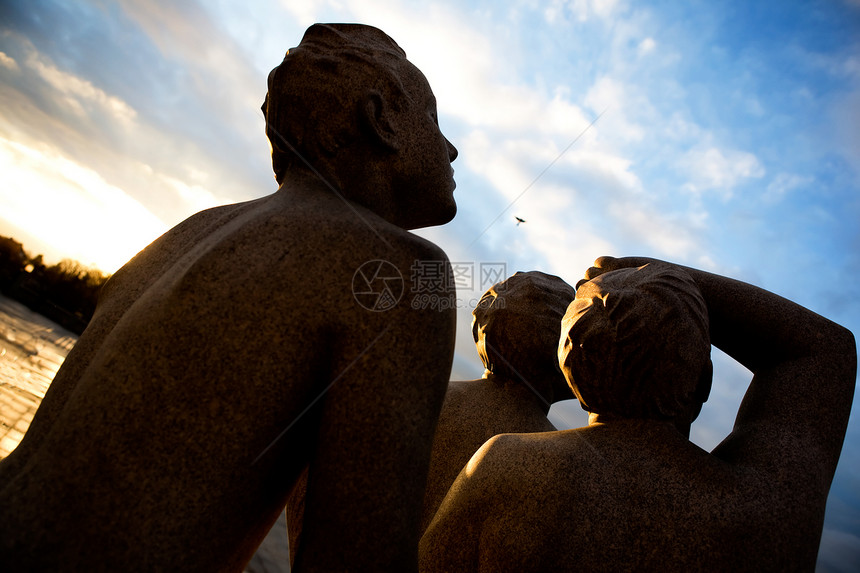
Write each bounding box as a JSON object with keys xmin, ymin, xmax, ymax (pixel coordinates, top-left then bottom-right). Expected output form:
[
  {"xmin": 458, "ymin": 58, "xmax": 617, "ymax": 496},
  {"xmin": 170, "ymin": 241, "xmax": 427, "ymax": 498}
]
[
  {"xmin": 828, "ymin": 323, "xmax": 857, "ymax": 391},
  {"xmin": 833, "ymin": 323, "xmax": 856, "ymax": 362}
]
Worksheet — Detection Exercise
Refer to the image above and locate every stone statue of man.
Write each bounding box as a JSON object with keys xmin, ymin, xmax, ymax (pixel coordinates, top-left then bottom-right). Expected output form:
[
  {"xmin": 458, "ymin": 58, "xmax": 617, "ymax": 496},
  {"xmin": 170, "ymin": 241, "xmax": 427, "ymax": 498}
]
[
  {"xmin": 0, "ymin": 23, "xmax": 458, "ymax": 572},
  {"xmin": 420, "ymin": 257, "xmax": 856, "ymax": 572},
  {"xmin": 420, "ymin": 271, "xmax": 576, "ymax": 533}
]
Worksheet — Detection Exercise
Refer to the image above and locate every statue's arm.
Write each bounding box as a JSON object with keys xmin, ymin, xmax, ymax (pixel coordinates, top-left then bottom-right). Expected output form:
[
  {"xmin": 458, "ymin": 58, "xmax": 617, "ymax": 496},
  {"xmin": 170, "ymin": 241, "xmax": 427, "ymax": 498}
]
[
  {"xmin": 292, "ymin": 242, "xmax": 456, "ymax": 573},
  {"xmin": 584, "ymin": 256, "xmax": 856, "ymax": 481},
  {"xmin": 699, "ymin": 269, "xmax": 856, "ymax": 482}
]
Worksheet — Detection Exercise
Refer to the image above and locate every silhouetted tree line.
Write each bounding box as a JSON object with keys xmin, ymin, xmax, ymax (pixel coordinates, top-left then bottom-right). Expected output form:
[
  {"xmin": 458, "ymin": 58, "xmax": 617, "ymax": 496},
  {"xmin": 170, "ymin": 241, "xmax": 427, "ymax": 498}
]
[{"xmin": 0, "ymin": 236, "xmax": 110, "ymax": 334}]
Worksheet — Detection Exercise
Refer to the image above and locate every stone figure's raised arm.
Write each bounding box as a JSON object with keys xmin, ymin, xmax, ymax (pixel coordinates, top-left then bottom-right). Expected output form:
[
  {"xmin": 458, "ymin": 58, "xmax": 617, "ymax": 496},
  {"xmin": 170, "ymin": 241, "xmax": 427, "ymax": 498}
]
[{"xmin": 582, "ymin": 256, "xmax": 856, "ymax": 485}]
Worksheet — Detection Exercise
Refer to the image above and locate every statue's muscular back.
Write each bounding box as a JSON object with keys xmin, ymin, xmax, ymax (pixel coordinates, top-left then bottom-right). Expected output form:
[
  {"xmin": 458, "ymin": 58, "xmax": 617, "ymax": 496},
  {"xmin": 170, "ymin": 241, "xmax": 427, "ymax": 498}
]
[
  {"xmin": 0, "ymin": 186, "xmax": 453, "ymax": 571},
  {"xmin": 1, "ymin": 197, "xmax": 261, "ymax": 472}
]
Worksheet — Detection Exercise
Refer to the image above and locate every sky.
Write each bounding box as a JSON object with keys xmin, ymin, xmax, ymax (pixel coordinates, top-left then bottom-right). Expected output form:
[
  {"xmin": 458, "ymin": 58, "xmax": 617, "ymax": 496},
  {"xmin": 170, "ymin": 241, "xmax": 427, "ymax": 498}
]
[{"xmin": 0, "ymin": 0, "xmax": 859, "ymax": 569}]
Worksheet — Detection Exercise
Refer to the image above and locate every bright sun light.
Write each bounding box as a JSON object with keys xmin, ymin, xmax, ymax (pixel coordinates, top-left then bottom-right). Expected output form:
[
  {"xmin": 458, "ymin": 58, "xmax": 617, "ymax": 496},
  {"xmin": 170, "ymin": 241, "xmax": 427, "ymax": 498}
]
[{"xmin": 0, "ymin": 136, "xmax": 167, "ymax": 273}]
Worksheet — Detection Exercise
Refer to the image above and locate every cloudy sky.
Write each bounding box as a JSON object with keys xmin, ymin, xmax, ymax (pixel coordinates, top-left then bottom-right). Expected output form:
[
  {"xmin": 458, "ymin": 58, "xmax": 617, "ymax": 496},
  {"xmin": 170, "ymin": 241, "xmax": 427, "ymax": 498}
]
[{"xmin": 1, "ymin": 0, "xmax": 859, "ymax": 569}]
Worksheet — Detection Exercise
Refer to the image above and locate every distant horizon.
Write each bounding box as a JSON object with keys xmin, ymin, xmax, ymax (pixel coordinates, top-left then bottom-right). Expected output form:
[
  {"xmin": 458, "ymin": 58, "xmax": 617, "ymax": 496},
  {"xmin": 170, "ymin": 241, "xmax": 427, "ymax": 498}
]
[{"xmin": 0, "ymin": 223, "xmax": 118, "ymax": 274}]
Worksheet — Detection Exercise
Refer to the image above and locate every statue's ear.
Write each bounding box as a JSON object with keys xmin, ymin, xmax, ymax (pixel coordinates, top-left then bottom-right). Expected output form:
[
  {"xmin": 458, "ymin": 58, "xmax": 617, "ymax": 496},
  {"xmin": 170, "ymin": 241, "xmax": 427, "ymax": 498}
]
[{"xmin": 359, "ymin": 90, "xmax": 400, "ymax": 152}]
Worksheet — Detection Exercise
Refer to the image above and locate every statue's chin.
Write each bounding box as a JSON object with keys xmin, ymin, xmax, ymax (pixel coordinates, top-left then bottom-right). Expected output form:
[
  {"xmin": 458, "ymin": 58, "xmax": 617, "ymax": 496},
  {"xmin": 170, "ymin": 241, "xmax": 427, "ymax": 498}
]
[{"xmin": 407, "ymin": 202, "xmax": 457, "ymax": 230}]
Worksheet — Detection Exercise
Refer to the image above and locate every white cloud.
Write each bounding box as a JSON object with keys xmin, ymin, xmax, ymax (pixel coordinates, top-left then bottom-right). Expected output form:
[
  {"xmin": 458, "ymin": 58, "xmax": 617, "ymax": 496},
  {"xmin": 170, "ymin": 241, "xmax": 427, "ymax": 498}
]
[
  {"xmin": 157, "ymin": 172, "xmax": 222, "ymax": 214},
  {"xmin": 584, "ymin": 76, "xmax": 646, "ymax": 143},
  {"xmin": 564, "ymin": 148, "xmax": 640, "ymax": 191},
  {"xmin": 538, "ymin": 89, "xmax": 596, "ymax": 138},
  {"xmin": 546, "ymin": 0, "xmax": 622, "ymax": 23},
  {"xmin": 116, "ymin": 0, "xmax": 268, "ymax": 148},
  {"xmin": 680, "ymin": 146, "xmax": 765, "ymax": 198},
  {"xmin": 662, "ymin": 113, "xmax": 705, "ymax": 142},
  {"xmin": 461, "ymin": 131, "xmax": 567, "ymax": 203},
  {"xmin": 608, "ymin": 201, "xmax": 703, "ymax": 260},
  {"xmin": 637, "ymin": 37, "xmax": 656, "ymax": 56},
  {"xmin": 764, "ymin": 173, "xmax": 812, "ymax": 203},
  {"xmin": 278, "ymin": 0, "xmax": 332, "ymax": 26},
  {"xmin": 544, "ymin": 1, "xmax": 563, "ymax": 23},
  {"xmin": 24, "ymin": 50, "xmax": 137, "ymax": 127},
  {"xmin": 518, "ymin": 208, "xmax": 617, "ymax": 283},
  {"xmin": 318, "ymin": 0, "xmax": 601, "ymax": 143},
  {"xmin": 0, "ymin": 51, "xmax": 19, "ymax": 72},
  {"xmin": 455, "ymin": 120, "xmax": 647, "ymax": 283}
]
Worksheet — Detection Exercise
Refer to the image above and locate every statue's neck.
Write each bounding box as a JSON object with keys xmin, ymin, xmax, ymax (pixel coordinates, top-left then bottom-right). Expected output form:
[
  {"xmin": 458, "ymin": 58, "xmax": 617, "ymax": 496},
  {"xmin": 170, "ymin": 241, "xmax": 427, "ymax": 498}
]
[
  {"xmin": 587, "ymin": 412, "xmax": 691, "ymax": 438},
  {"xmin": 484, "ymin": 371, "xmax": 553, "ymax": 415}
]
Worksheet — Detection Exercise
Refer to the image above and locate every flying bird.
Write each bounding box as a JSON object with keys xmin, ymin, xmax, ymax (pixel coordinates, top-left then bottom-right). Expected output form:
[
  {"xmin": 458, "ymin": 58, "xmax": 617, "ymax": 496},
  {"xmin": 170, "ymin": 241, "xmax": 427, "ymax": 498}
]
[{"xmin": 515, "ymin": 217, "xmax": 526, "ymax": 226}]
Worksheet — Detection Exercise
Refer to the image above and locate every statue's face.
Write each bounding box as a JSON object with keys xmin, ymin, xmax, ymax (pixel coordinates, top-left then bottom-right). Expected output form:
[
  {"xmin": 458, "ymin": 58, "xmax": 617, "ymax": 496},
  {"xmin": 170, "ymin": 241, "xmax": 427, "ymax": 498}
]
[{"xmin": 391, "ymin": 64, "xmax": 459, "ymax": 229}]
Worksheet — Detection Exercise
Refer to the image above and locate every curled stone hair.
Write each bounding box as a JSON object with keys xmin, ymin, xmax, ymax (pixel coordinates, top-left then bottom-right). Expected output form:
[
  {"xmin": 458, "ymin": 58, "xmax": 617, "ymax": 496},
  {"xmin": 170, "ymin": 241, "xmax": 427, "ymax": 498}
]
[
  {"xmin": 262, "ymin": 24, "xmax": 409, "ymax": 183},
  {"xmin": 472, "ymin": 271, "xmax": 576, "ymax": 386},
  {"xmin": 559, "ymin": 263, "xmax": 712, "ymax": 422}
]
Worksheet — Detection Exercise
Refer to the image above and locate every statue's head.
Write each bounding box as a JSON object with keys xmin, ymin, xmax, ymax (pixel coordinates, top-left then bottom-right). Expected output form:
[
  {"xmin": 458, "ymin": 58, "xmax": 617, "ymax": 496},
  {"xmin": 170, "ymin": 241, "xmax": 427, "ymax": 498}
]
[
  {"xmin": 472, "ymin": 271, "xmax": 577, "ymax": 404},
  {"xmin": 262, "ymin": 24, "xmax": 458, "ymax": 229},
  {"xmin": 558, "ymin": 263, "xmax": 712, "ymax": 432}
]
